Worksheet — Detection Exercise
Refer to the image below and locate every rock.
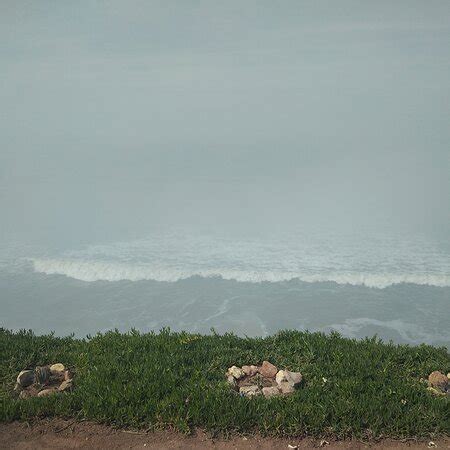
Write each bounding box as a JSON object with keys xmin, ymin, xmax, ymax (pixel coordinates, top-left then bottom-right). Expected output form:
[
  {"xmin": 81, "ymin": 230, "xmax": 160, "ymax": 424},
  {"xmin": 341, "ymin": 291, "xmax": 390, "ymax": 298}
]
[
  {"xmin": 274, "ymin": 369, "xmax": 302, "ymax": 395},
  {"xmin": 50, "ymin": 372, "xmax": 66, "ymax": 383},
  {"xmin": 58, "ymin": 379, "xmax": 73, "ymax": 392},
  {"xmin": 226, "ymin": 375, "xmax": 238, "ymax": 390},
  {"xmin": 275, "ymin": 370, "xmax": 302, "ymax": 387},
  {"xmin": 288, "ymin": 371, "xmax": 302, "ymax": 385},
  {"xmin": 239, "ymin": 385, "xmax": 261, "ymax": 397},
  {"xmin": 17, "ymin": 370, "xmax": 34, "ymax": 388},
  {"xmin": 35, "ymin": 366, "xmax": 51, "ymax": 384},
  {"xmin": 19, "ymin": 387, "xmax": 39, "ymax": 399},
  {"xmin": 262, "ymin": 386, "xmax": 281, "ymax": 398},
  {"xmin": 278, "ymin": 381, "xmax": 296, "ymax": 394},
  {"xmin": 50, "ymin": 363, "xmax": 65, "ymax": 374},
  {"xmin": 242, "ymin": 365, "xmax": 258, "ymax": 377},
  {"xmin": 258, "ymin": 361, "xmax": 278, "ymax": 378},
  {"xmin": 427, "ymin": 386, "xmax": 446, "ymax": 396},
  {"xmin": 37, "ymin": 388, "xmax": 58, "ymax": 397},
  {"xmin": 428, "ymin": 371, "xmax": 448, "ymax": 391},
  {"xmin": 275, "ymin": 370, "xmax": 286, "ymax": 385},
  {"xmin": 227, "ymin": 366, "xmax": 245, "ymax": 380}
]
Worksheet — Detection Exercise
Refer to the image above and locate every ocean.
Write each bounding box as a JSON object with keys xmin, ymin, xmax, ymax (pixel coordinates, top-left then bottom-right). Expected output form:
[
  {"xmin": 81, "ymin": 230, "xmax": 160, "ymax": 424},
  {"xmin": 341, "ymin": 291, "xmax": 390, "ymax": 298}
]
[{"xmin": 1, "ymin": 228, "xmax": 449, "ymax": 347}]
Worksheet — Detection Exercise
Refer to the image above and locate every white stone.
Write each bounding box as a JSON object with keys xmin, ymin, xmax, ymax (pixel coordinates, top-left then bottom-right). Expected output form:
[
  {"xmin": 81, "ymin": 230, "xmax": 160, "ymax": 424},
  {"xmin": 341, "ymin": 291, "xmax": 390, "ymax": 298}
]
[
  {"xmin": 275, "ymin": 370, "xmax": 302, "ymax": 387},
  {"xmin": 50, "ymin": 363, "xmax": 65, "ymax": 374},
  {"xmin": 239, "ymin": 385, "xmax": 261, "ymax": 397},
  {"xmin": 227, "ymin": 366, "xmax": 245, "ymax": 380},
  {"xmin": 275, "ymin": 370, "xmax": 287, "ymax": 385},
  {"xmin": 278, "ymin": 381, "xmax": 296, "ymax": 394},
  {"xmin": 226, "ymin": 375, "xmax": 238, "ymax": 391}
]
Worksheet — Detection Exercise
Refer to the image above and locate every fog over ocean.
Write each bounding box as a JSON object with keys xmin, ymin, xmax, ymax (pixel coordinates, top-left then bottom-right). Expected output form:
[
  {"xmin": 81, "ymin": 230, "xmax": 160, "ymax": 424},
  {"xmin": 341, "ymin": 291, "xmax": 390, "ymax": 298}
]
[{"xmin": 1, "ymin": 2, "xmax": 449, "ymax": 346}]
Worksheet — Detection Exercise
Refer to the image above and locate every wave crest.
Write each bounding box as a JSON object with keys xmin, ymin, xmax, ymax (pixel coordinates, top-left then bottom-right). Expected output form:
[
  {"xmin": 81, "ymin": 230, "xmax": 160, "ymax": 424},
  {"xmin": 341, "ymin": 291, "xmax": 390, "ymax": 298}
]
[{"xmin": 29, "ymin": 258, "xmax": 450, "ymax": 289}]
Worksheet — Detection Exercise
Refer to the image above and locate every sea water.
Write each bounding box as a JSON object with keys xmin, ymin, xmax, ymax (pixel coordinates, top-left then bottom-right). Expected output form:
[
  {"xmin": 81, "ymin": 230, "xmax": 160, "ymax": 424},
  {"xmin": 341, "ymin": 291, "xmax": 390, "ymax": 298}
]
[{"xmin": 1, "ymin": 228, "xmax": 449, "ymax": 347}]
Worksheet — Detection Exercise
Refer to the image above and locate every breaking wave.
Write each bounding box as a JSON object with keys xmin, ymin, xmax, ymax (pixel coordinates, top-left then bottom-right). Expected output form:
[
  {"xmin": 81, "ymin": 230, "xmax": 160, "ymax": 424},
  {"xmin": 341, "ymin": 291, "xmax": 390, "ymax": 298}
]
[{"xmin": 29, "ymin": 257, "xmax": 450, "ymax": 289}]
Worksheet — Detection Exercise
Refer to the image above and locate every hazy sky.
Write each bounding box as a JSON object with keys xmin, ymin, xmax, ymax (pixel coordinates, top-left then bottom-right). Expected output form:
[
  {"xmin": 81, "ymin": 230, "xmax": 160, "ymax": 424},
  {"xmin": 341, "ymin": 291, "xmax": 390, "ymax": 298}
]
[{"xmin": 1, "ymin": 1, "xmax": 449, "ymax": 245}]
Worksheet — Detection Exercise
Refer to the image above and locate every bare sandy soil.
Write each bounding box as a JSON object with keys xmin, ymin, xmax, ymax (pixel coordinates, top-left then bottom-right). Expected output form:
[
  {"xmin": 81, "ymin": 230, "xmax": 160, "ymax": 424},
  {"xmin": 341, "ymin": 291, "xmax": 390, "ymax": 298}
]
[{"xmin": 0, "ymin": 419, "xmax": 448, "ymax": 449}]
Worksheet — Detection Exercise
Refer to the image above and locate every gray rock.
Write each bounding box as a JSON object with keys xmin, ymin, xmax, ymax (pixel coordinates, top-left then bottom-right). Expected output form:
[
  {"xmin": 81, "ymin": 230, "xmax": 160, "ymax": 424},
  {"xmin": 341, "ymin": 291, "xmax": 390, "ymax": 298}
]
[
  {"xmin": 288, "ymin": 371, "xmax": 302, "ymax": 385},
  {"xmin": 262, "ymin": 386, "xmax": 281, "ymax": 398},
  {"xmin": 258, "ymin": 361, "xmax": 278, "ymax": 378},
  {"xmin": 35, "ymin": 366, "xmax": 51, "ymax": 384},
  {"xmin": 17, "ymin": 370, "xmax": 34, "ymax": 388},
  {"xmin": 239, "ymin": 385, "xmax": 261, "ymax": 397}
]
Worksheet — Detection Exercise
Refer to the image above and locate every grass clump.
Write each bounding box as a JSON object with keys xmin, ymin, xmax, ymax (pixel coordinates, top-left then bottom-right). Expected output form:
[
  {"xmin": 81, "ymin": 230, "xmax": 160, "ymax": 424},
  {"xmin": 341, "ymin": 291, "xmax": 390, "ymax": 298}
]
[{"xmin": 0, "ymin": 328, "xmax": 449, "ymax": 439}]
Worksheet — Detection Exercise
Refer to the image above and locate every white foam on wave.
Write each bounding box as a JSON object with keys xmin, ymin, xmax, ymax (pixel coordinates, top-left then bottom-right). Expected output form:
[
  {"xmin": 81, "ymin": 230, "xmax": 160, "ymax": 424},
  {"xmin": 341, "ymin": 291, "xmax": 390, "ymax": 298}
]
[
  {"xmin": 17, "ymin": 229, "xmax": 450, "ymax": 289},
  {"xmin": 29, "ymin": 257, "xmax": 450, "ymax": 289}
]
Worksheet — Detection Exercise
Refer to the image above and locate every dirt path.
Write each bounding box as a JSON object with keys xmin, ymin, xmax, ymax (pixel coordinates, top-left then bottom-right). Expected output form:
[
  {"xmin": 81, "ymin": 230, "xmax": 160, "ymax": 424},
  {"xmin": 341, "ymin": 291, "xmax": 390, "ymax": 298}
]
[{"xmin": 0, "ymin": 419, "xmax": 448, "ymax": 449}]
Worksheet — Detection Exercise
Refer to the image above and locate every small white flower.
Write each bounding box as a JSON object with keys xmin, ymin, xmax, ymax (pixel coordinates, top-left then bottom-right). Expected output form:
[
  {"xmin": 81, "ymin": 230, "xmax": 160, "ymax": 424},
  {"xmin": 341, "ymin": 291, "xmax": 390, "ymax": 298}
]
[{"xmin": 322, "ymin": 377, "xmax": 328, "ymax": 383}]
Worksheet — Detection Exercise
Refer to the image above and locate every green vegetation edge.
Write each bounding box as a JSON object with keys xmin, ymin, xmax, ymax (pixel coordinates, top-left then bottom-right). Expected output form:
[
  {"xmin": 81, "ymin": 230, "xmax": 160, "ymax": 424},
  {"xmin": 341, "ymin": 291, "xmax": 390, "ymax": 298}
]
[{"xmin": 0, "ymin": 328, "xmax": 449, "ymax": 439}]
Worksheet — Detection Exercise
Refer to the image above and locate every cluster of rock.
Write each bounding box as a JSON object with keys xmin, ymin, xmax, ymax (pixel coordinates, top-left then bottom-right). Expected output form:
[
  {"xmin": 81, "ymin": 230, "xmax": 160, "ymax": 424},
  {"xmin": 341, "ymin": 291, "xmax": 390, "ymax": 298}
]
[
  {"xmin": 427, "ymin": 371, "xmax": 450, "ymax": 396},
  {"xmin": 14, "ymin": 363, "xmax": 73, "ymax": 399},
  {"xmin": 226, "ymin": 361, "xmax": 302, "ymax": 398}
]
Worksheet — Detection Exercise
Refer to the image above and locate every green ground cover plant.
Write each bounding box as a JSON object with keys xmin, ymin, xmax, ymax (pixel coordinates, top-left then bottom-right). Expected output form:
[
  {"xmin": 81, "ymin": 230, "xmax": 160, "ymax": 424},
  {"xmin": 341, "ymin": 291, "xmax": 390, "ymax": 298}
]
[{"xmin": 0, "ymin": 328, "xmax": 449, "ymax": 439}]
